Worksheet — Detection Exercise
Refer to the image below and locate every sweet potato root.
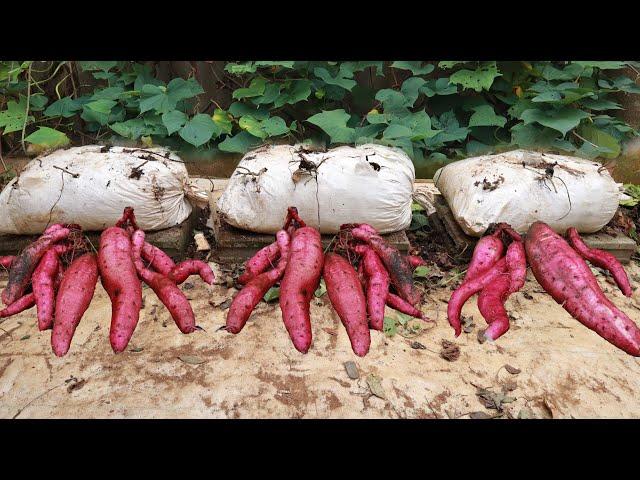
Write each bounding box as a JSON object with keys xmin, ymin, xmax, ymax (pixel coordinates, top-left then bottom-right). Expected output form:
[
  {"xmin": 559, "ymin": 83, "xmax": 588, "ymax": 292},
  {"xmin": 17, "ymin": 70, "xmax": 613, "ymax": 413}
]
[
  {"xmin": 141, "ymin": 242, "xmax": 176, "ymax": 276},
  {"xmin": 350, "ymin": 224, "xmax": 421, "ymax": 306},
  {"xmin": 477, "ymin": 265, "xmax": 512, "ymax": 341},
  {"xmin": 358, "ymin": 246, "xmax": 389, "ymax": 331},
  {"xmin": 526, "ymin": 221, "xmax": 640, "ymax": 356},
  {"xmin": 463, "ymin": 228, "xmax": 504, "ymax": 283},
  {"xmin": 0, "ymin": 292, "xmax": 35, "ymax": 319},
  {"xmin": 407, "ymin": 255, "xmax": 428, "ymax": 269},
  {"xmin": 323, "ymin": 253, "xmax": 370, "ymax": 356},
  {"xmin": 51, "ymin": 253, "xmax": 99, "ymax": 357},
  {"xmin": 0, "ymin": 256, "xmax": 15, "ymax": 269},
  {"xmin": 2, "ymin": 226, "xmax": 71, "ymax": 306},
  {"xmin": 131, "ymin": 230, "xmax": 197, "ymax": 334},
  {"xmin": 168, "ymin": 260, "xmax": 215, "ymax": 285},
  {"xmin": 279, "ymin": 226, "xmax": 324, "ymax": 353},
  {"xmin": 386, "ymin": 293, "xmax": 424, "ymax": 319},
  {"xmin": 226, "ymin": 230, "xmax": 291, "ymax": 334},
  {"xmin": 237, "ymin": 242, "xmax": 280, "ymax": 285},
  {"xmin": 32, "ymin": 249, "xmax": 61, "ymax": 331},
  {"xmin": 566, "ymin": 227, "xmax": 632, "ymax": 297},
  {"xmin": 98, "ymin": 224, "xmax": 143, "ymax": 353}
]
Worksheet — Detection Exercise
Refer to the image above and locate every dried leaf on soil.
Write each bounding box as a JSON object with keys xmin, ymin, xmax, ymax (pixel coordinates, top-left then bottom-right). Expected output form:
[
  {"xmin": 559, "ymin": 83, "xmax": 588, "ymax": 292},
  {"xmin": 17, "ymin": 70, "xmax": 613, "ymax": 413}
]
[
  {"xmin": 504, "ymin": 364, "xmax": 521, "ymax": 375},
  {"xmin": 410, "ymin": 341, "xmax": 426, "ymax": 350},
  {"xmin": 366, "ymin": 374, "xmax": 386, "ymax": 400},
  {"xmin": 178, "ymin": 355, "xmax": 207, "ymax": 365},
  {"xmin": 476, "ymin": 387, "xmax": 515, "ymax": 411},
  {"xmin": 440, "ymin": 340, "xmax": 460, "ymax": 361},
  {"xmin": 469, "ymin": 411, "xmax": 493, "ymax": 419}
]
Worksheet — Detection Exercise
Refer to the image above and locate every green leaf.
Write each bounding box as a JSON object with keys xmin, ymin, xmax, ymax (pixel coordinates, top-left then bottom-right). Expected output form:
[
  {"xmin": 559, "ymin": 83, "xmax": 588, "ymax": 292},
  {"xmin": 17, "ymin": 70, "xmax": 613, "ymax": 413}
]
[
  {"xmin": 161, "ymin": 110, "xmax": 188, "ymax": 135},
  {"xmin": 179, "ymin": 114, "xmax": 221, "ymax": 147},
  {"xmin": 468, "ymin": 105, "xmax": 507, "ymax": 128},
  {"xmin": 252, "ymin": 83, "xmax": 281, "ymax": 105},
  {"xmin": 212, "ymin": 109, "xmax": 233, "ymax": 135},
  {"xmin": 521, "ymin": 107, "xmax": 590, "ymax": 136},
  {"xmin": 24, "ymin": 127, "xmax": 69, "ymax": 148},
  {"xmin": 232, "ymin": 77, "xmax": 267, "ymax": 99},
  {"xmin": 44, "ymin": 97, "xmax": 83, "ymax": 118},
  {"xmin": 449, "ymin": 62, "xmax": 501, "ymax": 92},
  {"xmin": 228, "ymin": 102, "xmax": 270, "ymax": 121},
  {"xmin": 91, "ymin": 86, "xmax": 125, "ymax": 101},
  {"xmin": 313, "ymin": 67, "xmax": 357, "ymax": 91},
  {"xmin": 78, "ymin": 61, "xmax": 118, "ymax": 72},
  {"xmin": 263, "ymin": 287, "xmax": 280, "ymax": 302},
  {"xmin": 383, "ymin": 316, "xmax": 397, "ymax": 337},
  {"xmin": 578, "ymin": 123, "xmax": 621, "ymax": 158},
  {"xmin": 573, "ymin": 61, "xmax": 627, "ymax": 70},
  {"xmin": 307, "ymin": 109, "xmax": 356, "ymax": 143},
  {"xmin": 167, "ymin": 77, "xmax": 204, "ymax": 102},
  {"xmin": 239, "ymin": 115, "xmax": 267, "ymax": 139},
  {"xmin": 401, "ymin": 77, "xmax": 427, "ymax": 107},
  {"xmin": 254, "ymin": 61, "xmax": 295, "ymax": 69},
  {"xmin": 408, "ymin": 212, "xmax": 429, "ymax": 231},
  {"xmin": 262, "ymin": 116, "xmax": 290, "ymax": 136},
  {"xmin": 0, "ymin": 98, "xmax": 33, "ymax": 134},
  {"xmin": 375, "ymin": 89, "xmax": 410, "ymax": 115},
  {"xmin": 438, "ymin": 61, "xmax": 468, "ymax": 69},
  {"xmin": 29, "ymin": 94, "xmax": 48, "ymax": 111},
  {"xmin": 110, "ymin": 118, "xmax": 151, "ymax": 139},
  {"xmin": 510, "ymin": 123, "xmax": 559, "ymax": 148},
  {"xmin": 580, "ymin": 97, "xmax": 622, "ymax": 111},
  {"xmin": 383, "ymin": 124, "xmax": 413, "ymax": 139},
  {"xmin": 314, "ymin": 279, "xmax": 327, "ymax": 298},
  {"xmin": 273, "ymin": 80, "xmax": 312, "ymax": 107},
  {"xmin": 139, "ymin": 84, "xmax": 176, "ymax": 114},
  {"xmin": 413, "ymin": 265, "xmax": 430, "ymax": 279},
  {"xmin": 218, "ymin": 131, "xmax": 263, "ymax": 153},
  {"xmin": 225, "ymin": 62, "xmax": 257, "ymax": 75},
  {"xmin": 391, "ymin": 61, "xmax": 434, "ymax": 76},
  {"xmin": 81, "ymin": 99, "xmax": 118, "ymax": 125}
]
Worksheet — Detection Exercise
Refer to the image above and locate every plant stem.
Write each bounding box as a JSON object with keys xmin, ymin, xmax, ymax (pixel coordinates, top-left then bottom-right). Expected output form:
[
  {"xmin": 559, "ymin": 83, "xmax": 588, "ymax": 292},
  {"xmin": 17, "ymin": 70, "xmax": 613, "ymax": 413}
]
[{"xmin": 21, "ymin": 64, "xmax": 33, "ymax": 155}]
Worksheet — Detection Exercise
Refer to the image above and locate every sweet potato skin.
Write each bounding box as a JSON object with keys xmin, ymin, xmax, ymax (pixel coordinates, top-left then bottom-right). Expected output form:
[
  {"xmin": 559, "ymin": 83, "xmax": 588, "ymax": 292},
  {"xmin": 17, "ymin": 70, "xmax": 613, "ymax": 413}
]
[
  {"xmin": 226, "ymin": 231, "xmax": 290, "ymax": 334},
  {"xmin": 360, "ymin": 247, "xmax": 389, "ymax": 331},
  {"xmin": 323, "ymin": 253, "xmax": 370, "ymax": 356},
  {"xmin": 526, "ymin": 221, "xmax": 640, "ymax": 356},
  {"xmin": 566, "ymin": 227, "xmax": 632, "ymax": 297},
  {"xmin": 505, "ymin": 240, "xmax": 527, "ymax": 294},
  {"xmin": 386, "ymin": 293, "xmax": 424, "ymax": 319},
  {"xmin": 0, "ymin": 256, "xmax": 15, "ymax": 269},
  {"xmin": 407, "ymin": 255, "xmax": 428, "ymax": 268},
  {"xmin": 237, "ymin": 242, "xmax": 280, "ymax": 285},
  {"xmin": 2, "ymin": 226, "xmax": 71, "ymax": 306},
  {"xmin": 168, "ymin": 260, "xmax": 215, "ymax": 285},
  {"xmin": 51, "ymin": 254, "xmax": 99, "ymax": 357},
  {"xmin": 351, "ymin": 224, "xmax": 421, "ymax": 306},
  {"xmin": 477, "ymin": 263, "xmax": 511, "ymax": 341},
  {"xmin": 141, "ymin": 242, "xmax": 176, "ymax": 276},
  {"xmin": 0, "ymin": 293, "xmax": 35, "ymax": 318},
  {"xmin": 279, "ymin": 226, "xmax": 324, "ymax": 353},
  {"xmin": 32, "ymin": 249, "xmax": 61, "ymax": 331},
  {"xmin": 448, "ymin": 257, "xmax": 507, "ymax": 336},
  {"xmin": 98, "ymin": 226, "xmax": 143, "ymax": 353},
  {"xmin": 463, "ymin": 229, "xmax": 504, "ymax": 283},
  {"xmin": 131, "ymin": 230, "xmax": 197, "ymax": 334}
]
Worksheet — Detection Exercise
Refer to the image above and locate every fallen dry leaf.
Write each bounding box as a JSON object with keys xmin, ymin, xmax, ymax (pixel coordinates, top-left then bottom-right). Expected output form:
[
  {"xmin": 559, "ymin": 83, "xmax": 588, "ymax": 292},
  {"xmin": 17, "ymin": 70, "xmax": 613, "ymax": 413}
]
[
  {"xmin": 366, "ymin": 374, "xmax": 386, "ymax": 400},
  {"xmin": 178, "ymin": 355, "xmax": 206, "ymax": 365},
  {"xmin": 440, "ymin": 340, "xmax": 460, "ymax": 362},
  {"xmin": 504, "ymin": 364, "xmax": 521, "ymax": 375}
]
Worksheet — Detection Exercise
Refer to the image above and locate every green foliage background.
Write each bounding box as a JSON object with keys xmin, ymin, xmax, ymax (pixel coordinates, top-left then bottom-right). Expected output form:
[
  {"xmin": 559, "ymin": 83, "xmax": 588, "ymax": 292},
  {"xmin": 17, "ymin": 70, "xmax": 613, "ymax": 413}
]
[{"xmin": 1, "ymin": 60, "xmax": 639, "ymax": 169}]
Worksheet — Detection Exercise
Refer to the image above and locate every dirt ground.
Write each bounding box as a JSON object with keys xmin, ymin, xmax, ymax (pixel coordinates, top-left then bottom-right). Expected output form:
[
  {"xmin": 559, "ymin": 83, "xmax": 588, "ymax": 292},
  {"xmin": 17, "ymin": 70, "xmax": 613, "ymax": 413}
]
[{"xmin": 1, "ymin": 262, "xmax": 640, "ymax": 419}]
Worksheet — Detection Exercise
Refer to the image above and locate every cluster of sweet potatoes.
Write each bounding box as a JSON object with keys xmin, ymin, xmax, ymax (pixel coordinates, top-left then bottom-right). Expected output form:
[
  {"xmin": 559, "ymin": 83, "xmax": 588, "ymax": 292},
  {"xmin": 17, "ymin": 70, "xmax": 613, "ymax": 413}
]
[
  {"xmin": 1, "ymin": 223, "xmax": 99, "ymax": 356},
  {"xmin": 227, "ymin": 212, "xmax": 430, "ymax": 357},
  {"xmin": 0, "ymin": 207, "xmax": 214, "ymax": 356},
  {"xmin": 448, "ymin": 221, "xmax": 640, "ymax": 356}
]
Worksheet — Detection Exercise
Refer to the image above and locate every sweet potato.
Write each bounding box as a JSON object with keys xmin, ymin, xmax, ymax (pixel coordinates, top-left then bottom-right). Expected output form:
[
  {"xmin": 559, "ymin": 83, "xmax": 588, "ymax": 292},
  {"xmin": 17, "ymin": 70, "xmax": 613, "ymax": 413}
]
[
  {"xmin": 131, "ymin": 230, "xmax": 197, "ymax": 334},
  {"xmin": 566, "ymin": 227, "xmax": 632, "ymax": 297},
  {"xmin": 526, "ymin": 221, "xmax": 640, "ymax": 356},
  {"xmin": 407, "ymin": 255, "xmax": 428, "ymax": 269},
  {"xmin": 386, "ymin": 293, "xmax": 424, "ymax": 319},
  {"xmin": 447, "ymin": 257, "xmax": 507, "ymax": 336},
  {"xmin": 279, "ymin": 226, "xmax": 324, "ymax": 353},
  {"xmin": 51, "ymin": 253, "xmax": 99, "ymax": 356},
  {"xmin": 141, "ymin": 242, "xmax": 176, "ymax": 275},
  {"xmin": 323, "ymin": 253, "xmax": 370, "ymax": 356},
  {"xmin": 0, "ymin": 256, "xmax": 15, "ymax": 269},
  {"xmin": 33, "ymin": 249, "xmax": 61, "ymax": 331},
  {"xmin": 350, "ymin": 224, "xmax": 421, "ymax": 306},
  {"xmin": 2, "ymin": 226, "xmax": 71, "ymax": 306},
  {"xmin": 168, "ymin": 260, "xmax": 215, "ymax": 285},
  {"xmin": 477, "ymin": 264, "xmax": 512, "ymax": 341},
  {"xmin": 359, "ymin": 246, "xmax": 389, "ymax": 331},
  {"xmin": 237, "ymin": 242, "xmax": 280, "ymax": 285},
  {"xmin": 226, "ymin": 230, "xmax": 291, "ymax": 334},
  {"xmin": 98, "ymin": 225, "xmax": 143, "ymax": 353},
  {"xmin": 505, "ymin": 240, "xmax": 527, "ymax": 294},
  {"xmin": 0, "ymin": 292, "xmax": 35, "ymax": 319},
  {"xmin": 463, "ymin": 228, "xmax": 504, "ymax": 283}
]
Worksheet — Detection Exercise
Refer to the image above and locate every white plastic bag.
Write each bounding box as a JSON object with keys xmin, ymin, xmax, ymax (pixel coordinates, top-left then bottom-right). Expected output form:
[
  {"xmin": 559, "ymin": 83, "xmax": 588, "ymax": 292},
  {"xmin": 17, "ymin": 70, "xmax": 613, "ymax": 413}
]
[
  {"xmin": 433, "ymin": 149, "xmax": 623, "ymax": 237},
  {"xmin": 216, "ymin": 144, "xmax": 415, "ymax": 234},
  {"xmin": 0, "ymin": 145, "xmax": 196, "ymax": 234}
]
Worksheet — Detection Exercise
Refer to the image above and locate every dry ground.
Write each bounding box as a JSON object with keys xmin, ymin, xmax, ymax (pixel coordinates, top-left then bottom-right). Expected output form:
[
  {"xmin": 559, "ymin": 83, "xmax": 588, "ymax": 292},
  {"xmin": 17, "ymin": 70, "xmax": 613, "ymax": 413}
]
[{"xmin": 1, "ymin": 263, "xmax": 639, "ymax": 419}]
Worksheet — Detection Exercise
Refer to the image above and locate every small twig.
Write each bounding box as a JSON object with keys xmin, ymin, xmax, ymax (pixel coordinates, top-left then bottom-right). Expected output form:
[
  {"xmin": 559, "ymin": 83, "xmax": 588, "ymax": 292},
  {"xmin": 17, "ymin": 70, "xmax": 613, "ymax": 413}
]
[
  {"xmin": 52, "ymin": 165, "xmax": 79, "ymax": 178},
  {"xmin": 21, "ymin": 63, "xmax": 33, "ymax": 155}
]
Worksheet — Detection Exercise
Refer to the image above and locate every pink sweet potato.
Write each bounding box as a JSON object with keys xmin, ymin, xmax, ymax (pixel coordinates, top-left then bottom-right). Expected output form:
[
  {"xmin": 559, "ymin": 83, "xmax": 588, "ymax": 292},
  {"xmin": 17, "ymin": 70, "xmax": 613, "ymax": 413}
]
[
  {"xmin": 279, "ymin": 226, "xmax": 324, "ymax": 353},
  {"xmin": 323, "ymin": 253, "xmax": 370, "ymax": 356},
  {"xmin": 526, "ymin": 221, "xmax": 640, "ymax": 356},
  {"xmin": 51, "ymin": 253, "xmax": 99, "ymax": 356},
  {"xmin": 141, "ymin": 242, "xmax": 176, "ymax": 276},
  {"xmin": 0, "ymin": 292, "xmax": 35, "ymax": 319},
  {"xmin": 359, "ymin": 246, "xmax": 389, "ymax": 331},
  {"xmin": 505, "ymin": 240, "xmax": 527, "ymax": 294},
  {"xmin": 477, "ymin": 265, "xmax": 512, "ymax": 341},
  {"xmin": 463, "ymin": 228, "xmax": 504, "ymax": 283},
  {"xmin": 407, "ymin": 255, "xmax": 428, "ymax": 269},
  {"xmin": 131, "ymin": 230, "xmax": 197, "ymax": 334},
  {"xmin": 0, "ymin": 256, "xmax": 15, "ymax": 269},
  {"xmin": 168, "ymin": 260, "xmax": 215, "ymax": 285},
  {"xmin": 566, "ymin": 227, "xmax": 632, "ymax": 297},
  {"xmin": 237, "ymin": 242, "xmax": 280, "ymax": 285},
  {"xmin": 350, "ymin": 224, "xmax": 421, "ymax": 306},
  {"xmin": 386, "ymin": 293, "xmax": 424, "ymax": 319},
  {"xmin": 226, "ymin": 230, "xmax": 291, "ymax": 334},
  {"xmin": 98, "ymin": 225, "xmax": 143, "ymax": 353},
  {"xmin": 448, "ymin": 257, "xmax": 507, "ymax": 336},
  {"xmin": 33, "ymin": 249, "xmax": 61, "ymax": 331},
  {"xmin": 2, "ymin": 226, "xmax": 71, "ymax": 306}
]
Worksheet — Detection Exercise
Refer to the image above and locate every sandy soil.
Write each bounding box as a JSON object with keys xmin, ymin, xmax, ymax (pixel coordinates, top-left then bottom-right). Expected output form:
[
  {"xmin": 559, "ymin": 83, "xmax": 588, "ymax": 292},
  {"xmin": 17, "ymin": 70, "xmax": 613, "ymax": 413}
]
[{"xmin": 1, "ymin": 263, "xmax": 640, "ymax": 419}]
